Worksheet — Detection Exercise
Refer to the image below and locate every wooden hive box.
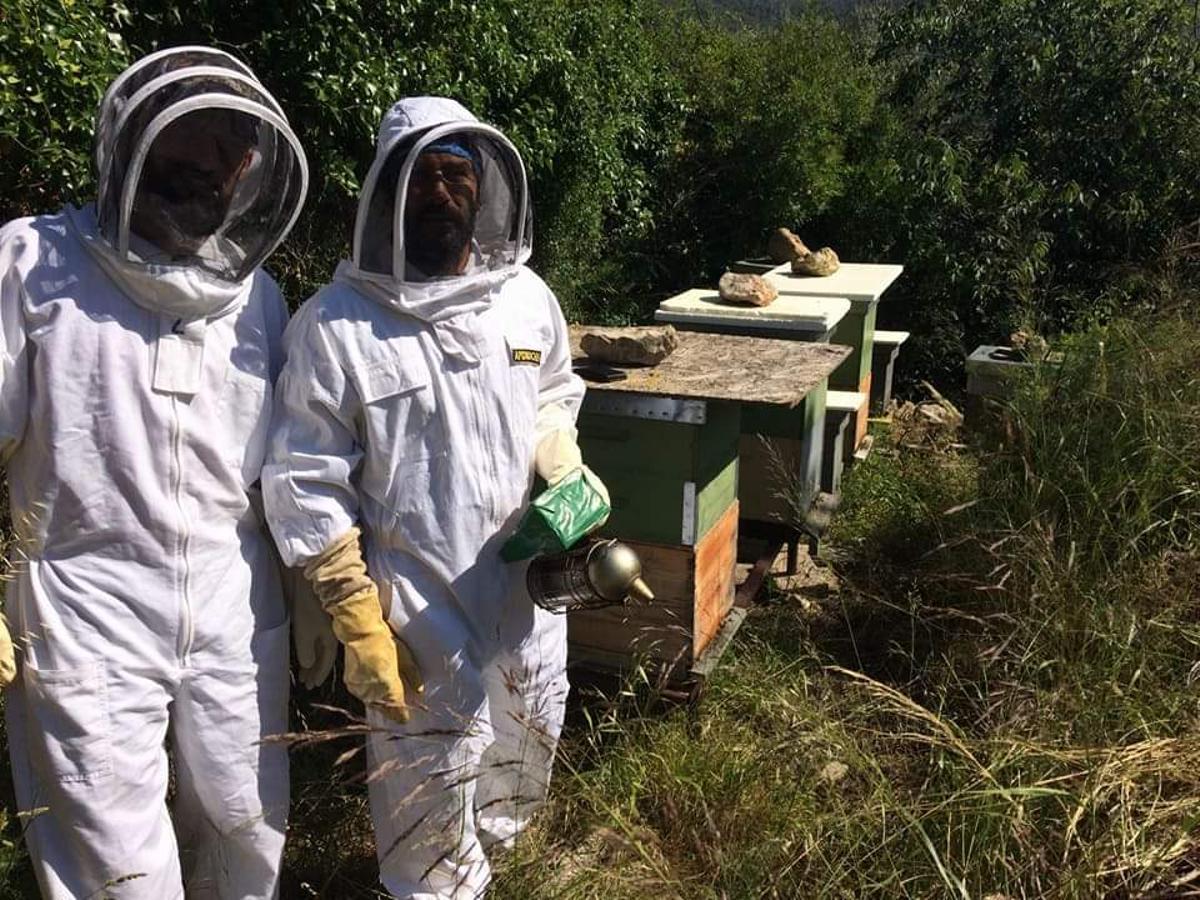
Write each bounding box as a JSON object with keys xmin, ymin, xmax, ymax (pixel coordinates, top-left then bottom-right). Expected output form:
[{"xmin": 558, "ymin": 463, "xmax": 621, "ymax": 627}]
[
  {"xmin": 737, "ymin": 381, "xmax": 827, "ymax": 525},
  {"xmin": 652, "ymin": 291, "xmax": 852, "ymax": 525},
  {"xmin": 766, "ymin": 263, "xmax": 904, "ymax": 448},
  {"xmin": 567, "ymin": 500, "xmax": 739, "ymax": 678},
  {"xmin": 566, "ymin": 328, "xmax": 851, "ymax": 678},
  {"xmin": 576, "ymin": 399, "xmax": 740, "ymax": 547}
]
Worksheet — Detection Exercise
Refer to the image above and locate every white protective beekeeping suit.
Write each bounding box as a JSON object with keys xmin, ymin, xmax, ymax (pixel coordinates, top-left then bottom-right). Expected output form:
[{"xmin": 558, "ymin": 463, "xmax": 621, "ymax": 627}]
[
  {"xmin": 263, "ymin": 97, "xmax": 588, "ymax": 898},
  {"xmin": 0, "ymin": 47, "xmax": 307, "ymax": 898}
]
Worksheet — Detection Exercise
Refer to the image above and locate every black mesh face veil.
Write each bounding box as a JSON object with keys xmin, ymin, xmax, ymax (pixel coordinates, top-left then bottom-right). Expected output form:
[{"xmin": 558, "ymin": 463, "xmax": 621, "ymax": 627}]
[
  {"xmin": 353, "ymin": 123, "xmax": 531, "ymax": 281},
  {"xmin": 93, "ymin": 48, "xmax": 307, "ymax": 283},
  {"xmin": 94, "ymin": 46, "xmax": 257, "ymax": 215}
]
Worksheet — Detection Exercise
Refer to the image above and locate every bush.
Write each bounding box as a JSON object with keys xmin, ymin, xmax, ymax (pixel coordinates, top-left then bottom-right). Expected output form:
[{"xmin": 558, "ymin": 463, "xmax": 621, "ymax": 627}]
[
  {"xmin": 969, "ymin": 313, "xmax": 1200, "ymax": 736},
  {"xmin": 5, "ymin": 0, "xmax": 1200, "ymax": 391},
  {"xmin": 643, "ymin": 10, "xmax": 881, "ymax": 291},
  {"xmin": 827, "ymin": 0, "xmax": 1200, "ymax": 386},
  {"xmin": 0, "ymin": 0, "xmax": 129, "ymax": 218},
  {"xmin": 5, "ymin": 0, "xmax": 682, "ymax": 317}
]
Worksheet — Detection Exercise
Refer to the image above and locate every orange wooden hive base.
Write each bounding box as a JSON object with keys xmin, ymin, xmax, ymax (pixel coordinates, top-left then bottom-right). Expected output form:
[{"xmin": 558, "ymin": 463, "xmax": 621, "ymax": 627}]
[
  {"xmin": 567, "ymin": 500, "xmax": 739, "ymax": 679},
  {"xmin": 851, "ymin": 371, "xmax": 872, "ymax": 451}
]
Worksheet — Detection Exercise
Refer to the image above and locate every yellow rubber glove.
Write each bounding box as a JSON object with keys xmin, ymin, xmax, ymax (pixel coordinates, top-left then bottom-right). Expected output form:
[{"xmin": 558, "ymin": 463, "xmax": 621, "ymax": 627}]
[
  {"xmin": 303, "ymin": 528, "xmax": 422, "ymax": 722},
  {"xmin": 282, "ymin": 565, "xmax": 337, "ymax": 690},
  {"xmin": 535, "ymin": 428, "xmax": 611, "ymax": 513},
  {"xmin": 0, "ymin": 614, "xmax": 14, "ymax": 688}
]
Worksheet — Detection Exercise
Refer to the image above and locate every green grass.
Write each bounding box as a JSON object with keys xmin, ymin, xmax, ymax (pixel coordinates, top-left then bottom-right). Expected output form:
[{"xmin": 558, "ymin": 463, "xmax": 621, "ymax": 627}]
[
  {"xmin": 1, "ymin": 310, "xmax": 1198, "ymax": 897},
  {"xmin": 487, "ymin": 310, "xmax": 1200, "ymax": 899}
]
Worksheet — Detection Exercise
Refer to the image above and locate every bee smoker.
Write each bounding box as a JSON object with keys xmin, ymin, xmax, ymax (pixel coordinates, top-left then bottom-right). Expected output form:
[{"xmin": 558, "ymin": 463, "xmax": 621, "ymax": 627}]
[{"xmin": 527, "ymin": 538, "xmax": 654, "ymax": 614}]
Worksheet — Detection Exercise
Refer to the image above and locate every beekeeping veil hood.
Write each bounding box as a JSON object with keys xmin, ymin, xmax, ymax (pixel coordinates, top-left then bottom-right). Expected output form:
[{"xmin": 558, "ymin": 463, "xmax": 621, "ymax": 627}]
[
  {"xmin": 338, "ymin": 96, "xmax": 533, "ymax": 363},
  {"xmin": 70, "ymin": 46, "xmax": 308, "ymax": 324}
]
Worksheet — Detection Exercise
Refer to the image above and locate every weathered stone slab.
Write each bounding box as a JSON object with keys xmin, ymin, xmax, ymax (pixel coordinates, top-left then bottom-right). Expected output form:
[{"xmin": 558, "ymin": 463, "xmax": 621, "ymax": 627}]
[{"xmin": 580, "ymin": 325, "xmax": 679, "ymax": 366}]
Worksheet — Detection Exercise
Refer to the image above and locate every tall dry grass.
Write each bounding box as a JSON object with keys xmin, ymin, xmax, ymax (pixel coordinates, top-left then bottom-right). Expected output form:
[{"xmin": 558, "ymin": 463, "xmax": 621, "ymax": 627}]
[
  {"xmin": 486, "ymin": 309, "xmax": 1200, "ymax": 899},
  {"xmin": 1, "ymin": 312, "xmax": 1197, "ymax": 898}
]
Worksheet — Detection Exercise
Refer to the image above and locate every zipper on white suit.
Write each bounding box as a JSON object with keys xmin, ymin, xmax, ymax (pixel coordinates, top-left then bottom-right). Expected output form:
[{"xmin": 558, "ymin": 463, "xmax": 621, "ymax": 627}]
[{"xmin": 171, "ymin": 394, "xmax": 195, "ymax": 663}]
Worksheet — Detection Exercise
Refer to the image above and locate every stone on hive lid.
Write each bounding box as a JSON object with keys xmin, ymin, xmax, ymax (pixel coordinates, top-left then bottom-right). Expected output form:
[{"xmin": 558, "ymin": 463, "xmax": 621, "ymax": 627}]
[
  {"xmin": 1008, "ymin": 330, "xmax": 1050, "ymax": 361},
  {"xmin": 767, "ymin": 227, "xmax": 810, "ymax": 264},
  {"xmin": 580, "ymin": 325, "xmax": 678, "ymax": 367},
  {"xmin": 792, "ymin": 246, "xmax": 840, "ymax": 277},
  {"xmin": 718, "ymin": 271, "xmax": 778, "ymax": 307}
]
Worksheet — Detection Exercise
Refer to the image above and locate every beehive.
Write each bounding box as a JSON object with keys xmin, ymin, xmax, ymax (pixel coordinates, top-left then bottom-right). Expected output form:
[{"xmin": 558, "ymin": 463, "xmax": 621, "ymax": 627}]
[
  {"xmin": 576, "ymin": 399, "xmax": 740, "ymax": 547},
  {"xmin": 737, "ymin": 382, "xmax": 827, "ymax": 524},
  {"xmin": 653, "ymin": 290, "xmax": 850, "ymax": 530},
  {"xmin": 654, "ymin": 288, "xmax": 849, "ymax": 344},
  {"xmin": 566, "ymin": 329, "xmax": 849, "ymax": 680},
  {"xmin": 567, "ymin": 500, "xmax": 739, "ymax": 676},
  {"xmin": 765, "ymin": 262, "xmax": 904, "ymax": 449}
]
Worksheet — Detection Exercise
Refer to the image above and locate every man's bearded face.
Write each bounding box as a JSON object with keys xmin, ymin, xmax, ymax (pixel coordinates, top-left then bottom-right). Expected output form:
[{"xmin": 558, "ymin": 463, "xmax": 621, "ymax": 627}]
[
  {"xmin": 130, "ymin": 108, "xmax": 255, "ymax": 255},
  {"xmin": 403, "ymin": 150, "xmax": 479, "ymax": 276}
]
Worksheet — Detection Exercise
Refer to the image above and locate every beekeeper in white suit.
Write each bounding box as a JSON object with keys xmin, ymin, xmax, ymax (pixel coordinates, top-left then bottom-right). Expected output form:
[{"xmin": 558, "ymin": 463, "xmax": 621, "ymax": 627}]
[
  {"xmin": 0, "ymin": 47, "xmax": 307, "ymax": 897},
  {"xmin": 263, "ymin": 96, "xmax": 606, "ymax": 898}
]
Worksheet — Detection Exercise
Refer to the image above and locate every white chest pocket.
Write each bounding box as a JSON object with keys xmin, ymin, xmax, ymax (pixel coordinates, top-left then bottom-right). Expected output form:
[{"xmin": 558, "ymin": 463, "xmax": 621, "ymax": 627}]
[
  {"xmin": 352, "ymin": 357, "xmax": 444, "ymax": 513},
  {"xmin": 503, "ymin": 328, "xmax": 545, "ymax": 436},
  {"xmin": 219, "ymin": 366, "xmax": 271, "ymax": 487},
  {"xmin": 214, "ymin": 301, "xmax": 274, "ymax": 487}
]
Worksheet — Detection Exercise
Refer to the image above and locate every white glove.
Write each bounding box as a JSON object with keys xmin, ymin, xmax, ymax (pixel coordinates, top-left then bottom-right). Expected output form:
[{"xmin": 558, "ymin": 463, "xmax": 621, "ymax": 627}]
[
  {"xmin": 283, "ymin": 564, "xmax": 337, "ymax": 689},
  {"xmin": 535, "ymin": 428, "xmax": 611, "ymax": 514},
  {"xmin": 0, "ymin": 613, "xmax": 15, "ymax": 688},
  {"xmin": 535, "ymin": 427, "xmax": 583, "ymax": 486}
]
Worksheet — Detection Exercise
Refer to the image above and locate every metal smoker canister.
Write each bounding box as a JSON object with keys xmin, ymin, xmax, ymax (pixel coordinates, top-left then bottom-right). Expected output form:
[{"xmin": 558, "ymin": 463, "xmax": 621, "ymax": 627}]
[{"xmin": 526, "ymin": 538, "xmax": 655, "ymax": 614}]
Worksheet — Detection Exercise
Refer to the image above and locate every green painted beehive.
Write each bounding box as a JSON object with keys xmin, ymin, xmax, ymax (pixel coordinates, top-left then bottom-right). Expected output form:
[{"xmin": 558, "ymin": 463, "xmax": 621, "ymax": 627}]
[
  {"xmin": 577, "ymin": 400, "xmax": 740, "ymax": 547},
  {"xmin": 827, "ymin": 300, "xmax": 877, "ymax": 391},
  {"xmin": 737, "ymin": 382, "xmax": 828, "ymax": 523},
  {"xmin": 765, "ymin": 262, "xmax": 904, "ymax": 395}
]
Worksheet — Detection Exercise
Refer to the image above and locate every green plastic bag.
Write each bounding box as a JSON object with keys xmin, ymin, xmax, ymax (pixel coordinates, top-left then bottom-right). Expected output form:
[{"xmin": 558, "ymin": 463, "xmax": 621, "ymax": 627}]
[{"xmin": 501, "ymin": 470, "xmax": 611, "ymax": 562}]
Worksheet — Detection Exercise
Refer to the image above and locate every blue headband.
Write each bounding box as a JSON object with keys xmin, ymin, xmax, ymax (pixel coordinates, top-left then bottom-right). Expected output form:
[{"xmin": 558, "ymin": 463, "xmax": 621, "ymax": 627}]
[{"xmin": 422, "ymin": 139, "xmax": 482, "ymax": 177}]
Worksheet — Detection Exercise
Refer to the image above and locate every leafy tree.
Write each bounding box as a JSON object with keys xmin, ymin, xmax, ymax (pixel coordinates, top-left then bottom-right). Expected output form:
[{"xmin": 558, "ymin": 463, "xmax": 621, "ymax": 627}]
[
  {"xmin": 0, "ymin": 0, "xmax": 130, "ymax": 218},
  {"xmin": 108, "ymin": 0, "xmax": 684, "ymax": 314},
  {"xmin": 828, "ymin": 0, "xmax": 1200, "ymax": 383},
  {"xmin": 644, "ymin": 10, "xmax": 880, "ymax": 288},
  {"xmin": 3, "ymin": 0, "xmax": 1199, "ymax": 390}
]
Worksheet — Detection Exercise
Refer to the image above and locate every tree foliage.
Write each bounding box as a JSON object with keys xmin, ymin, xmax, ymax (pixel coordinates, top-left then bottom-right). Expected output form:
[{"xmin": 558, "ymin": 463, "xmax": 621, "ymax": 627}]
[
  {"xmin": 0, "ymin": 0, "xmax": 129, "ymax": 216},
  {"xmin": 828, "ymin": 0, "xmax": 1200, "ymax": 382},
  {"xmin": 2, "ymin": 0, "xmax": 1199, "ymax": 388},
  {"xmin": 2, "ymin": 0, "xmax": 684, "ymax": 317},
  {"xmin": 645, "ymin": 11, "xmax": 879, "ymax": 290}
]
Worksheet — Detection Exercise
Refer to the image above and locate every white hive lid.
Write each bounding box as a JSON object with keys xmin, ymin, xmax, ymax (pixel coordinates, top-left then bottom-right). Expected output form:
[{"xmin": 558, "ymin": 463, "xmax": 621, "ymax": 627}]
[
  {"xmin": 655, "ymin": 288, "xmax": 851, "ymax": 333},
  {"xmin": 765, "ymin": 262, "xmax": 904, "ymax": 304}
]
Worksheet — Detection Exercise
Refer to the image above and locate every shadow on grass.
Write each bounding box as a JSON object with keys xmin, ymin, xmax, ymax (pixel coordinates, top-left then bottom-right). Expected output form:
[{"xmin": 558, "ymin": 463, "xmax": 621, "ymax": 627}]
[
  {"xmin": 281, "ymin": 686, "xmax": 382, "ymax": 898},
  {"xmin": 0, "ymin": 701, "xmax": 39, "ymax": 900}
]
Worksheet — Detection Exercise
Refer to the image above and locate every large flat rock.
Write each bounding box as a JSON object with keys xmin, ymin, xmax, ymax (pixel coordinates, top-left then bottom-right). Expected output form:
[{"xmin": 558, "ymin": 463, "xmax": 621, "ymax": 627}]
[{"xmin": 570, "ymin": 325, "xmax": 850, "ymax": 407}]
